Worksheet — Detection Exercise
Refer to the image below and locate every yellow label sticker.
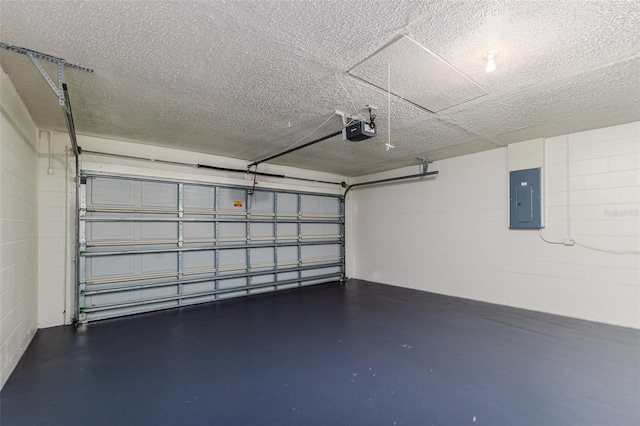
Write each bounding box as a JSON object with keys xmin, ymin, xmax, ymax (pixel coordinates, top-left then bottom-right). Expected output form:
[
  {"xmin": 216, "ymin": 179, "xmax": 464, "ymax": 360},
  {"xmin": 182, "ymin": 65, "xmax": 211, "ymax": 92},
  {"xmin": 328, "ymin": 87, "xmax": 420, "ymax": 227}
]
[{"xmin": 233, "ymin": 200, "xmax": 243, "ymax": 208}]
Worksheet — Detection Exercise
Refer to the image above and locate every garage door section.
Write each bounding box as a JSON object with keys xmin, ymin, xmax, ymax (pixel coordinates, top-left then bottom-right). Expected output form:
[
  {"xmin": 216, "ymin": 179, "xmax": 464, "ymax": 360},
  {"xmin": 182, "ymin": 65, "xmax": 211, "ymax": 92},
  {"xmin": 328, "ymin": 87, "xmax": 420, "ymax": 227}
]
[{"xmin": 78, "ymin": 173, "xmax": 344, "ymax": 322}]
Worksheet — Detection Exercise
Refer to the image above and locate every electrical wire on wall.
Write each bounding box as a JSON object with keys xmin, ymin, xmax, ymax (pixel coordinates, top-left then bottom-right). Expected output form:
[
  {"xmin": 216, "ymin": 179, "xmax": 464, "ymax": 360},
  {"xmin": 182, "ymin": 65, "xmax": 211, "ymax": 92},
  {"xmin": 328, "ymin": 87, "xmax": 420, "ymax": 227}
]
[
  {"xmin": 537, "ymin": 136, "xmax": 640, "ymax": 255},
  {"xmin": 574, "ymin": 241, "xmax": 639, "ymax": 255},
  {"xmin": 537, "ymin": 229, "xmax": 563, "ymax": 245}
]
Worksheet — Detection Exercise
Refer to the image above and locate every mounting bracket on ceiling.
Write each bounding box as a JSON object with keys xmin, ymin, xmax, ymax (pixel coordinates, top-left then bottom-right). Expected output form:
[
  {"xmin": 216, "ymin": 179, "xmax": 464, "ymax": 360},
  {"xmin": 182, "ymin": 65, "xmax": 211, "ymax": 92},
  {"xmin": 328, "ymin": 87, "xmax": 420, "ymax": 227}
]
[
  {"xmin": 335, "ymin": 110, "xmax": 352, "ymax": 127},
  {"xmin": 0, "ymin": 42, "xmax": 94, "ymax": 106},
  {"xmin": 417, "ymin": 157, "xmax": 433, "ymax": 174},
  {"xmin": 335, "ymin": 105, "xmax": 377, "ymax": 127},
  {"xmin": 1, "ymin": 42, "xmax": 93, "ymax": 158}
]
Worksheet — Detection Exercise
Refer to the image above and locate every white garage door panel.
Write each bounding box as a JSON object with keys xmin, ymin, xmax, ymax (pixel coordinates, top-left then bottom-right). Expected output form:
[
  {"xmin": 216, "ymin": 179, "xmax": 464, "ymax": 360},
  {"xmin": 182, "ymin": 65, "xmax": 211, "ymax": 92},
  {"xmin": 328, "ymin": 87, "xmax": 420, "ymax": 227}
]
[
  {"xmin": 251, "ymin": 274, "xmax": 275, "ymax": 285},
  {"xmin": 142, "ymin": 285, "xmax": 178, "ymax": 298},
  {"xmin": 218, "ymin": 291, "xmax": 247, "ymax": 300},
  {"xmin": 251, "ymin": 223, "xmax": 274, "ymax": 239},
  {"xmin": 277, "ymin": 247, "xmax": 298, "ymax": 262},
  {"xmin": 87, "ymin": 255, "xmax": 136, "ymax": 279},
  {"xmin": 302, "ymin": 266, "xmax": 342, "ymax": 277},
  {"xmin": 301, "ymin": 223, "xmax": 340, "ymax": 237},
  {"xmin": 249, "ymin": 287, "xmax": 275, "ymax": 295},
  {"xmin": 250, "ymin": 248, "xmax": 273, "ymax": 267},
  {"xmin": 183, "ymin": 251, "xmax": 214, "ymax": 271},
  {"xmin": 140, "ymin": 222, "xmax": 177, "ymax": 240},
  {"xmin": 88, "ymin": 221, "xmax": 135, "ymax": 241},
  {"xmin": 218, "ymin": 223, "xmax": 246, "ymax": 241},
  {"xmin": 87, "ymin": 253, "xmax": 179, "ymax": 280},
  {"xmin": 277, "ymin": 283, "xmax": 299, "ymax": 290},
  {"xmin": 78, "ymin": 174, "xmax": 344, "ymax": 322},
  {"xmin": 301, "ymin": 194, "xmax": 339, "ymax": 215},
  {"xmin": 301, "ymin": 244, "xmax": 341, "ymax": 260},
  {"xmin": 90, "ymin": 178, "xmax": 135, "ymax": 206},
  {"xmin": 182, "ymin": 294, "xmax": 218, "ymax": 305},
  {"xmin": 183, "ymin": 280, "xmax": 215, "ymax": 294},
  {"xmin": 219, "ymin": 188, "xmax": 246, "ymax": 211},
  {"xmin": 219, "ymin": 249, "xmax": 247, "ymax": 270},
  {"xmin": 140, "ymin": 182, "xmax": 177, "ymax": 207},
  {"xmin": 141, "ymin": 253, "xmax": 177, "ymax": 273},
  {"xmin": 252, "ymin": 191, "xmax": 274, "ymax": 212},
  {"xmin": 276, "ymin": 193, "xmax": 297, "ymax": 214},
  {"xmin": 183, "ymin": 223, "xmax": 215, "ymax": 241},
  {"xmin": 219, "ymin": 277, "xmax": 246, "ymax": 290},
  {"xmin": 85, "ymin": 292, "xmax": 133, "ymax": 307},
  {"xmin": 86, "ymin": 284, "xmax": 178, "ymax": 305},
  {"xmin": 184, "ymin": 185, "xmax": 214, "ymax": 209},
  {"xmin": 87, "ymin": 221, "xmax": 177, "ymax": 243},
  {"xmin": 277, "ymin": 223, "xmax": 297, "ymax": 238},
  {"xmin": 88, "ymin": 301, "xmax": 179, "ymax": 321}
]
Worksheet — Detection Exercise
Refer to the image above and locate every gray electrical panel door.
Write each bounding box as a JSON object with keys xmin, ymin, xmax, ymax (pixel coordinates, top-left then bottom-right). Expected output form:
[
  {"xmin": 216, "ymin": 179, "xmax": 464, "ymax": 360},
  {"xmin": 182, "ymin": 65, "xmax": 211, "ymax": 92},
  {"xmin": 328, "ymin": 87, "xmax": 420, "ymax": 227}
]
[
  {"xmin": 77, "ymin": 173, "xmax": 344, "ymax": 322},
  {"xmin": 509, "ymin": 168, "xmax": 542, "ymax": 229}
]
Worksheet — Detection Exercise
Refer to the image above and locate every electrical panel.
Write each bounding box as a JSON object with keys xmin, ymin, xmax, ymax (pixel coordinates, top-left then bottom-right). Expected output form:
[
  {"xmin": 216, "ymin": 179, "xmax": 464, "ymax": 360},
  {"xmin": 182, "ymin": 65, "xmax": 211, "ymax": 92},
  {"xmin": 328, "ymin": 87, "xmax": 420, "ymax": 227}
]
[{"xmin": 509, "ymin": 168, "xmax": 542, "ymax": 229}]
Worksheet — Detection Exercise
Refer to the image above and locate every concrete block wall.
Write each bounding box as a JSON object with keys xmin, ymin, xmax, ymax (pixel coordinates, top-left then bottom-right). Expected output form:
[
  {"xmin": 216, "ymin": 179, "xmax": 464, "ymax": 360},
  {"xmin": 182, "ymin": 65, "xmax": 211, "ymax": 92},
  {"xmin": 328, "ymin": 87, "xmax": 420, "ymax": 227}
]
[
  {"xmin": 0, "ymin": 68, "xmax": 39, "ymax": 388},
  {"xmin": 351, "ymin": 122, "xmax": 639, "ymax": 329},
  {"xmin": 37, "ymin": 132, "xmax": 73, "ymax": 327}
]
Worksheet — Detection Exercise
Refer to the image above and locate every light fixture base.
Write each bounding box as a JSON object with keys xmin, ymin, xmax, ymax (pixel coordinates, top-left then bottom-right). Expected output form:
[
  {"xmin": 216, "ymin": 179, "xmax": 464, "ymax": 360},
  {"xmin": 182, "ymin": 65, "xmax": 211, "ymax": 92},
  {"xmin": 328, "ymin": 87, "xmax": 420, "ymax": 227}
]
[{"xmin": 483, "ymin": 50, "xmax": 499, "ymax": 73}]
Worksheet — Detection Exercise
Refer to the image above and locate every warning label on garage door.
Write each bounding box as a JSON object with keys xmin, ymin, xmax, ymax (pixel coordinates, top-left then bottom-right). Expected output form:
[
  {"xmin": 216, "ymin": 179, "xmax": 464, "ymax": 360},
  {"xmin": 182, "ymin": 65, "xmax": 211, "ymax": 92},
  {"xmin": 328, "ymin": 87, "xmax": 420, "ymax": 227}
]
[{"xmin": 233, "ymin": 200, "xmax": 243, "ymax": 207}]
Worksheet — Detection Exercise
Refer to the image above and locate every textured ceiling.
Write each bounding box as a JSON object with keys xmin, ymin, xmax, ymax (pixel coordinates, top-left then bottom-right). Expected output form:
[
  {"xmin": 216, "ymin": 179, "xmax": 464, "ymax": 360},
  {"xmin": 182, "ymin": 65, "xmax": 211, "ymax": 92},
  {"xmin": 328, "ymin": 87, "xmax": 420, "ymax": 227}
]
[
  {"xmin": 0, "ymin": 0, "xmax": 639, "ymax": 177},
  {"xmin": 348, "ymin": 35, "xmax": 490, "ymax": 113}
]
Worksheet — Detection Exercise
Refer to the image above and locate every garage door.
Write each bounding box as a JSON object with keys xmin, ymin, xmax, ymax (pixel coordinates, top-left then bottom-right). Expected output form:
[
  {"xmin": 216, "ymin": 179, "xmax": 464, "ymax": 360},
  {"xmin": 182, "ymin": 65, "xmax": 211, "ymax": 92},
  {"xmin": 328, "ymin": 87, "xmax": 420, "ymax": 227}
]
[{"xmin": 77, "ymin": 173, "xmax": 344, "ymax": 322}]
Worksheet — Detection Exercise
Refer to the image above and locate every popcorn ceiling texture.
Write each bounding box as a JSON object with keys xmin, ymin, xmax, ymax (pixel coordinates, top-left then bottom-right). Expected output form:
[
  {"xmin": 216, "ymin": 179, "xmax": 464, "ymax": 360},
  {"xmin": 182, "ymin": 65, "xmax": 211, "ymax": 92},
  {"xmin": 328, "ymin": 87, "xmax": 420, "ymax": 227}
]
[{"xmin": 0, "ymin": 0, "xmax": 639, "ymax": 176}]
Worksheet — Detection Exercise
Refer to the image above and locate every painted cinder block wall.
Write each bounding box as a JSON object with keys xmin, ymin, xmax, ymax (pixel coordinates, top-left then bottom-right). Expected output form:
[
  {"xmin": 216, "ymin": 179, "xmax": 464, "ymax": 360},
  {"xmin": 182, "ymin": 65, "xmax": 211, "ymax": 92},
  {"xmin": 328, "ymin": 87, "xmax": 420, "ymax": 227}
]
[
  {"xmin": 37, "ymin": 131, "xmax": 75, "ymax": 328},
  {"xmin": 351, "ymin": 122, "xmax": 640, "ymax": 329},
  {"xmin": 0, "ymin": 67, "xmax": 39, "ymax": 388}
]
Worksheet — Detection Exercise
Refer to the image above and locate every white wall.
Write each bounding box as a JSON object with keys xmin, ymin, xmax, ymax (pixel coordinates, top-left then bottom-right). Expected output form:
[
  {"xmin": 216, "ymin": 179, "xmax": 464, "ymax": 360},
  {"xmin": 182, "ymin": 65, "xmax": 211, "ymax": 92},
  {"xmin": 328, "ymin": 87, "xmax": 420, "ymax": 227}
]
[
  {"xmin": 351, "ymin": 122, "xmax": 640, "ymax": 329},
  {"xmin": 37, "ymin": 132, "xmax": 349, "ymax": 328},
  {"xmin": 0, "ymin": 67, "xmax": 39, "ymax": 388},
  {"xmin": 37, "ymin": 131, "xmax": 73, "ymax": 327}
]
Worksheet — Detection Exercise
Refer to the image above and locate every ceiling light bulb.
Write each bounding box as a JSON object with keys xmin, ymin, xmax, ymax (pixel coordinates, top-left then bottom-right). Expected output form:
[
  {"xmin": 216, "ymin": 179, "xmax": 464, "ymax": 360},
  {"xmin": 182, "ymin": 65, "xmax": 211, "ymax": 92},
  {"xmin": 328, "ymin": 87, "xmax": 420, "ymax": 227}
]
[
  {"xmin": 485, "ymin": 57, "xmax": 496, "ymax": 73},
  {"xmin": 484, "ymin": 50, "xmax": 498, "ymax": 73}
]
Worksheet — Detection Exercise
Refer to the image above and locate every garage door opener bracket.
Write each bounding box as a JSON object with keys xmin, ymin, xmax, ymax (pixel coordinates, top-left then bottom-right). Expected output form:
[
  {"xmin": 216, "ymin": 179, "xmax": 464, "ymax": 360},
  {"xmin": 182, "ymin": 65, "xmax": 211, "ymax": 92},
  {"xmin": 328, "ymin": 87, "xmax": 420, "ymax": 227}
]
[
  {"xmin": 0, "ymin": 42, "xmax": 93, "ymax": 107},
  {"xmin": 0, "ymin": 42, "xmax": 93, "ymax": 158}
]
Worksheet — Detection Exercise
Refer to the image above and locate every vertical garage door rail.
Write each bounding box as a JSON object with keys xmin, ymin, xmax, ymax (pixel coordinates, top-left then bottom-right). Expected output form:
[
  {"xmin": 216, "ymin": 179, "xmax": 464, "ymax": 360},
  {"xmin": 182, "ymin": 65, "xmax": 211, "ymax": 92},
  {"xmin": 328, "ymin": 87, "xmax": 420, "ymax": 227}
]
[{"xmin": 77, "ymin": 173, "xmax": 345, "ymax": 322}]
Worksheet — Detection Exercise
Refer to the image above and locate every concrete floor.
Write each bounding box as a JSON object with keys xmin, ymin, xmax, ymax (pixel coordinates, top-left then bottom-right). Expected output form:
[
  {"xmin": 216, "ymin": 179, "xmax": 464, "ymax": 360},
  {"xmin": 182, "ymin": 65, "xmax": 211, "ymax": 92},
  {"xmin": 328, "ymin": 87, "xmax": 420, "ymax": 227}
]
[{"xmin": 2, "ymin": 280, "xmax": 639, "ymax": 426}]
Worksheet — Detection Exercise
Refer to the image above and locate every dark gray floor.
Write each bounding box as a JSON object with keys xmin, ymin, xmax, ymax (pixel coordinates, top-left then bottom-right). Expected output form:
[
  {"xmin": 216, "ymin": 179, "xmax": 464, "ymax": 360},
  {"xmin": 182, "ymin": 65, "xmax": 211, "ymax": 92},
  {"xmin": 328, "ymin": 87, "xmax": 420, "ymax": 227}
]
[{"xmin": 2, "ymin": 280, "xmax": 639, "ymax": 426}]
